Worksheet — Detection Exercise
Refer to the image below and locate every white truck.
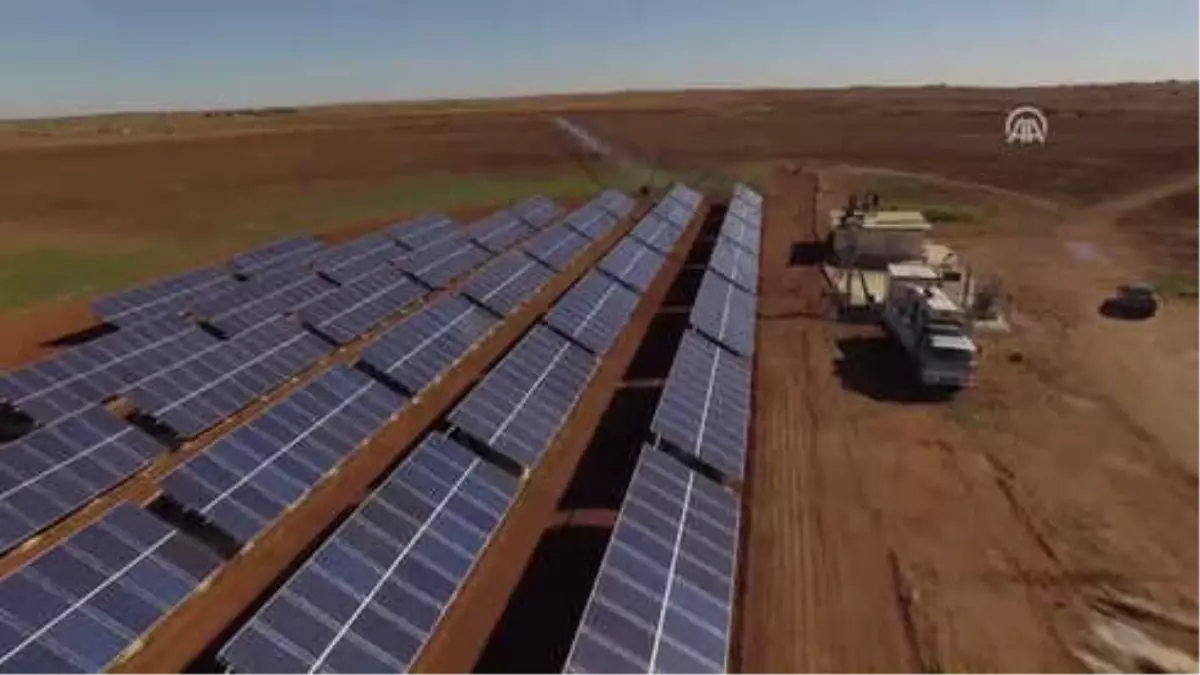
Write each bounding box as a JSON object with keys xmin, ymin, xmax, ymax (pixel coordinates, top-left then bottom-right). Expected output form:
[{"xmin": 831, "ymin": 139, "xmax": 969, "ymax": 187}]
[{"xmin": 880, "ymin": 265, "xmax": 979, "ymax": 389}]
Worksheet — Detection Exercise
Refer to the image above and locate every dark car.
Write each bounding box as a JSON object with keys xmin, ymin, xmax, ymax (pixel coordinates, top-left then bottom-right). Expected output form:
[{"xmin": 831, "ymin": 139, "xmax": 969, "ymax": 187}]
[{"xmin": 1101, "ymin": 282, "xmax": 1158, "ymax": 319}]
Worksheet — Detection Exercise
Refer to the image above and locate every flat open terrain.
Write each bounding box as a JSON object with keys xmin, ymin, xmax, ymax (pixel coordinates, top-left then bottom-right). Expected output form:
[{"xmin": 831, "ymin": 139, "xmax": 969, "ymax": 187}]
[{"xmin": 0, "ymin": 83, "xmax": 1195, "ymax": 671}]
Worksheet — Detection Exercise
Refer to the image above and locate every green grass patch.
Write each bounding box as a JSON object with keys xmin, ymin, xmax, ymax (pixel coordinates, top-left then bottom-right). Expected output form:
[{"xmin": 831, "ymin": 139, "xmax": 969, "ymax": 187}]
[
  {"xmin": 920, "ymin": 205, "xmax": 983, "ymax": 224},
  {"xmin": 1152, "ymin": 271, "xmax": 1200, "ymax": 299},
  {"xmin": 0, "ymin": 167, "xmax": 649, "ymax": 311}
]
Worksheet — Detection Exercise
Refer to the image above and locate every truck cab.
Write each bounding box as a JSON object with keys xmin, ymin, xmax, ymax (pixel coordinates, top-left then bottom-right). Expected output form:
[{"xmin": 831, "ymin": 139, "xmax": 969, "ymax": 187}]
[{"xmin": 880, "ymin": 269, "xmax": 979, "ymax": 390}]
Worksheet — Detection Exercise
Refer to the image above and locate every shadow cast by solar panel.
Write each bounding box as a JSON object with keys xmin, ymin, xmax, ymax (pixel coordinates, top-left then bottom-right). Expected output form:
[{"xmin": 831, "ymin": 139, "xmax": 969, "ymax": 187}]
[
  {"xmin": 474, "ymin": 524, "xmax": 611, "ymax": 674},
  {"xmin": 146, "ymin": 494, "xmax": 241, "ymax": 560},
  {"xmin": 125, "ymin": 409, "xmax": 185, "ymax": 450},
  {"xmin": 558, "ymin": 386, "xmax": 661, "ymax": 511},
  {"xmin": 701, "ymin": 203, "xmax": 727, "ymax": 238},
  {"xmin": 622, "ymin": 312, "xmax": 689, "ymax": 381},
  {"xmin": 662, "ymin": 265, "xmax": 705, "ymax": 308},
  {"xmin": 789, "ymin": 240, "xmax": 828, "ymax": 267},
  {"xmin": 833, "ymin": 335, "xmax": 957, "ymax": 404},
  {"xmin": 181, "ymin": 501, "xmax": 357, "ymax": 674},
  {"xmin": 39, "ymin": 321, "xmax": 118, "ymax": 348},
  {"xmin": 685, "ymin": 237, "xmax": 715, "ymax": 266}
]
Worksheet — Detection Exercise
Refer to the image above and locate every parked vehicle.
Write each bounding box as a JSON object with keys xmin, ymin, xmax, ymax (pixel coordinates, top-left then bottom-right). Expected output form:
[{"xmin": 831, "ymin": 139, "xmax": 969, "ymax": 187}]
[
  {"xmin": 1101, "ymin": 282, "xmax": 1158, "ymax": 319},
  {"xmin": 880, "ymin": 279, "xmax": 979, "ymax": 389}
]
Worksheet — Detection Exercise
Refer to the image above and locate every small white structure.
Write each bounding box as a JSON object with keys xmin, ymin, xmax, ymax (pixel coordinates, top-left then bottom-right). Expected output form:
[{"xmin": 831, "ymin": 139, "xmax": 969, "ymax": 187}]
[{"xmin": 830, "ymin": 210, "xmax": 932, "ymax": 266}]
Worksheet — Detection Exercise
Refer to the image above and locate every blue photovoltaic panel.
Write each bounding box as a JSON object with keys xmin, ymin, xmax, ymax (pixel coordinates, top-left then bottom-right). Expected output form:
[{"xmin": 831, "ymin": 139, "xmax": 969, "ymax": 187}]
[
  {"xmin": 396, "ymin": 235, "xmax": 493, "ymax": 289},
  {"xmin": 300, "ymin": 265, "xmax": 426, "ymax": 344},
  {"xmin": 160, "ymin": 366, "xmax": 405, "ymax": 545},
  {"xmin": 232, "ymin": 236, "xmax": 325, "ymax": 275},
  {"xmin": 664, "ymin": 183, "xmax": 704, "ymax": 211},
  {"xmin": 217, "ymin": 432, "xmax": 520, "ymax": 674},
  {"xmin": 466, "ymin": 212, "xmax": 535, "ymax": 254},
  {"xmin": 126, "ymin": 317, "xmax": 331, "ymax": 438},
  {"xmin": 312, "ymin": 233, "xmax": 406, "ymax": 284},
  {"xmin": 522, "ymin": 223, "xmax": 591, "ymax": 272},
  {"xmin": 732, "ymin": 183, "xmax": 762, "ymax": 207},
  {"xmin": 596, "ymin": 189, "xmax": 636, "ymax": 218},
  {"xmin": 193, "ymin": 271, "xmax": 338, "ymax": 336},
  {"xmin": 707, "ymin": 238, "xmax": 758, "ymax": 293},
  {"xmin": 631, "ymin": 212, "xmax": 685, "ymax": 255},
  {"xmin": 359, "ymin": 294, "xmax": 498, "ymax": 396},
  {"xmin": 510, "ymin": 195, "xmax": 564, "ymax": 229},
  {"xmin": 689, "ymin": 272, "xmax": 756, "ymax": 358},
  {"xmin": 598, "ymin": 237, "xmax": 666, "ymax": 294},
  {"xmin": 650, "ymin": 330, "xmax": 751, "ymax": 480},
  {"xmin": 726, "ymin": 199, "xmax": 761, "ymax": 229},
  {"xmin": 448, "ymin": 325, "xmax": 596, "ymax": 468},
  {"xmin": 91, "ymin": 266, "xmax": 239, "ymax": 326},
  {"xmin": 716, "ymin": 213, "xmax": 761, "ymax": 258},
  {"xmin": 389, "ymin": 215, "xmax": 458, "ymax": 251},
  {"xmin": 0, "ymin": 316, "xmax": 215, "ymax": 425},
  {"xmin": 460, "ymin": 251, "xmax": 554, "ymax": 316},
  {"xmin": 545, "ymin": 271, "xmax": 640, "ymax": 356},
  {"xmin": 564, "ymin": 205, "xmax": 620, "ymax": 241},
  {"xmin": 0, "ymin": 406, "xmax": 168, "ymax": 554},
  {"xmin": 0, "ymin": 504, "xmax": 222, "ymax": 673},
  {"xmin": 565, "ymin": 445, "xmax": 740, "ymax": 674}
]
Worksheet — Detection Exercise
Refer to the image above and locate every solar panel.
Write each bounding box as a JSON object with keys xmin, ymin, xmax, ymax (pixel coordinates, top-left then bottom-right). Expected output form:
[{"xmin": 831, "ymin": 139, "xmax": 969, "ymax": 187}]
[
  {"xmin": 299, "ymin": 265, "xmax": 426, "ymax": 344},
  {"xmin": 596, "ymin": 189, "xmax": 636, "ymax": 218},
  {"xmin": 160, "ymin": 366, "xmax": 404, "ymax": 545},
  {"xmin": 0, "ymin": 505, "xmax": 222, "ymax": 672},
  {"xmin": 126, "ymin": 317, "xmax": 331, "ymax": 438},
  {"xmin": 466, "ymin": 212, "xmax": 535, "ymax": 254},
  {"xmin": 664, "ymin": 183, "xmax": 704, "ymax": 211},
  {"xmin": 725, "ymin": 199, "xmax": 761, "ymax": 228},
  {"xmin": 313, "ymin": 234, "xmax": 406, "ymax": 284},
  {"xmin": 232, "ymin": 236, "xmax": 325, "ymax": 275},
  {"xmin": 732, "ymin": 183, "xmax": 762, "ymax": 207},
  {"xmin": 460, "ymin": 251, "xmax": 555, "ymax": 316},
  {"xmin": 0, "ymin": 406, "xmax": 169, "ymax": 554},
  {"xmin": 396, "ymin": 235, "xmax": 493, "ymax": 289},
  {"xmin": 448, "ymin": 325, "xmax": 597, "ymax": 468},
  {"xmin": 565, "ymin": 205, "xmax": 620, "ymax": 241},
  {"xmin": 689, "ymin": 272, "xmax": 756, "ymax": 358},
  {"xmin": 510, "ymin": 195, "xmax": 564, "ymax": 229},
  {"xmin": 388, "ymin": 215, "xmax": 458, "ymax": 251},
  {"xmin": 545, "ymin": 271, "xmax": 640, "ymax": 355},
  {"xmin": 707, "ymin": 238, "xmax": 758, "ymax": 294},
  {"xmin": 565, "ymin": 444, "xmax": 740, "ymax": 674},
  {"xmin": 359, "ymin": 294, "xmax": 498, "ymax": 397},
  {"xmin": 193, "ymin": 272, "xmax": 338, "ymax": 336},
  {"xmin": 650, "ymin": 330, "xmax": 751, "ymax": 480},
  {"xmin": 0, "ymin": 316, "xmax": 215, "ymax": 425},
  {"xmin": 217, "ymin": 432, "xmax": 520, "ymax": 674},
  {"xmin": 716, "ymin": 212, "xmax": 761, "ymax": 256},
  {"xmin": 598, "ymin": 237, "xmax": 666, "ymax": 294},
  {"xmin": 522, "ymin": 223, "xmax": 591, "ymax": 272},
  {"xmin": 631, "ymin": 212, "xmax": 686, "ymax": 255},
  {"xmin": 91, "ymin": 267, "xmax": 239, "ymax": 326}
]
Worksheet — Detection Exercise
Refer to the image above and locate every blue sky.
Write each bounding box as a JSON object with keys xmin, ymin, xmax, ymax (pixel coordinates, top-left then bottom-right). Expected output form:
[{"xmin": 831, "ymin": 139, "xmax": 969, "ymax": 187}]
[{"xmin": 1, "ymin": 0, "xmax": 1196, "ymax": 118}]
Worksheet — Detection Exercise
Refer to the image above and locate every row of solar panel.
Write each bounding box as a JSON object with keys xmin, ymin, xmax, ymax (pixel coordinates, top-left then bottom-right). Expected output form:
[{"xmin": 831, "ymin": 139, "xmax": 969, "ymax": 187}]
[
  {"xmin": 0, "ymin": 188, "xmax": 639, "ymax": 672},
  {"xmin": 649, "ymin": 185, "xmax": 763, "ymax": 483},
  {"xmin": 566, "ymin": 444, "xmax": 741, "ymax": 674},
  {"xmin": 213, "ymin": 189, "xmax": 659, "ymax": 673}
]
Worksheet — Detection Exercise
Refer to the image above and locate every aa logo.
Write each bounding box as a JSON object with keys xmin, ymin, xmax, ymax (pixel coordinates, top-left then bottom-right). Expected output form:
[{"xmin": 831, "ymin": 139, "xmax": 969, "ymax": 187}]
[{"xmin": 1005, "ymin": 106, "xmax": 1048, "ymax": 145}]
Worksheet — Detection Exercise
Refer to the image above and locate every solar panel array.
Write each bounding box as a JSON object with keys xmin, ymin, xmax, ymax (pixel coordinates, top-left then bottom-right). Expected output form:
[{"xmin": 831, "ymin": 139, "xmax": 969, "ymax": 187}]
[
  {"xmin": 565, "ymin": 445, "xmax": 741, "ymax": 674},
  {"xmin": 359, "ymin": 294, "xmax": 499, "ymax": 397},
  {"xmin": 718, "ymin": 184, "xmax": 763, "ymax": 256},
  {"xmin": 232, "ymin": 236, "xmax": 325, "ymax": 275},
  {"xmin": 127, "ymin": 317, "xmax": 331, "ymax": 438},
  {"xmin": 161, "ymin": 366, "xmax": 405, "ymax": 544},
  {"xmin": 0, "ymin": 407, "xmax": 168, "ymax": 554},
  {"xmin": 545, "ymin": 271, "xmax": 640, "ymax": 356},
  {"xmin": 650, "ymin": 330, "xmax": 752, "ymax": 481},
  {"xmin": 300, "ymin": 265, "xmax": 425, "ymax": 344},
  {"xmin": 0, "ymin": 316, "xmax": 215, "ymax": 425},
  {"xmin": 631, "ymin": 212, "xmax": 686, "ymax": 255},
  {"xmin": 218, "ymin": 432, "xmax": 520, "ymax": 674},
  {"xmin": 689, "ymin": 272, "xmax": 756, "ymax": 358},
  {"xmin": 598, "ymin": 238, "xmax": 667, "ymax": 294},
  {"xmin": 510, "ymin": 195, "xmax": 565, "ymax": 229},
  {"xmin": 565, "ymin": 205, "xmax": 621, "ymax": 241},
  {"xmin": 448, "ymin": 325, "xmax": 597, "ymax": 468},
  {"xmin": 466, "ymin": 212, "xmax": 536, "ymax": 254},
  {"xmin": 460, "ymin": 251, "xmax": 555, "ymax": 316},
  {"xmin": 0, "ymin": 505, "xmax": 222, "ymax": 672},
  {"xmin": 664, "ymin": 183, "xmax": 704, "ymax": 212},
  {"xmin": 596, "ymin": 189, "xmax": 637, "ymax": 218},
  {"xmin": 395, "ymin": 233, "xmax": 492, "ymax": 289},
  {"xmin": 91, "ymin": 267, "xmax": 238, "ymax": 327},
  {"xmin": 388, "ymin": 214, "xmax": 459, "ymax": 251},
  {"xmin": 707, "ymin": 238, "xmax": 758, "ymax": 294},
  {"xmin": 522, "ymin": 223, "xmax": 591, "ymax": 272}
]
